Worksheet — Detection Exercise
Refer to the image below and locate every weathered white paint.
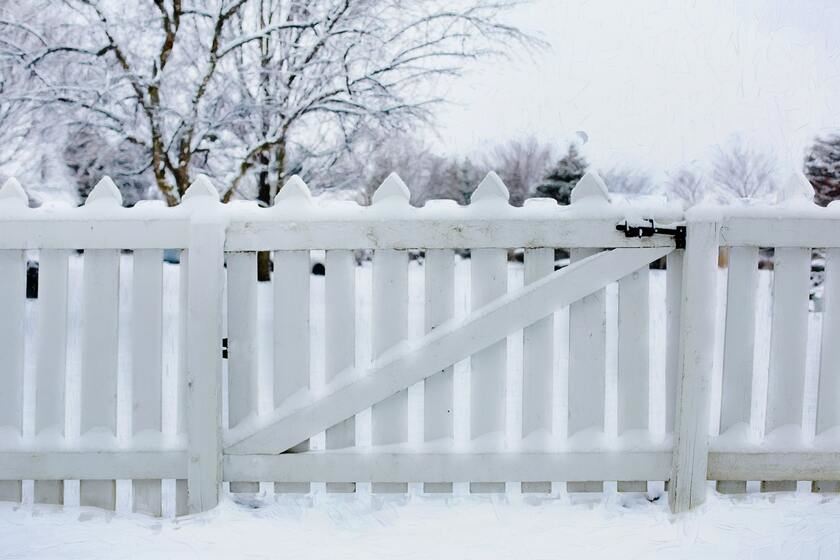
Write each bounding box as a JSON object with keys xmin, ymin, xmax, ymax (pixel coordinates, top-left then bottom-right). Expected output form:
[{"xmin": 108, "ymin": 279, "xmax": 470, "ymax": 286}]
[
  {"xmin": 132, "ymin": 249, "xmax": 164, "ymax": 515},
  {"xmin": 715, "ymin": 246, "xmax": 759, "ymax": 494},
  {"xmin": 272, "ymin": 249, "xmax": 312, "ymax": 493},
  {"xmin": 708, "ymin": 452, "xmax": 840, "ymax": 481},
  {"xmin": 369, "ymin": 176, "xmax": 412, "ymax": 493},
  {"xmin": 371, "ymin": 249, "xmax": 409, "ymax": 493},
  {"xmin": 469, "ymin": 248, "xmax": 508, "ymax": 441},
  {"xmin": 763, "ymin": 243, "xmax": 812, "ymax": 493},
  {"xmin": 721, "ymin": 216, "xmax": 840, "ymax": 248},
  {"xmin": 0, "ymin": 452, "xmax": 186, "ymax": 480},
  {"xmin": 225, "ymin": 251, "xmax": 259, "ymax": 494},
  {"xmin": 0, "ymin": 249, "xmax": 25, "ymax": 502},
  {"xmin": 424, "ymin": 249, "xmax": 455, "ymax": 443},
  {"xmin": 33, "ymin": 249, "xmax": 70, "ymax": 504},
  {"xmin": 273, "ymin": 250, "xmax": 311, "ymax": 404},
  {"xmin": 177, "ymin": 250, "xmax": 189, "ymax": 438},
  {"xmin": 616, "ymin": 265, "xmax": 650, "ymax": 493},
  {"xmin": 224, "ymin": 451, "xmax": 672, "ymax": 483},
  {"xmin": 522, "ymin": 248, "xmax": 555, "ymax": 439},
  {"xmin": 669, "ymin": 220, "xmax": 719, "ymax": 513},
  {"xmin": 817, "ymin": 249, "xmax": 840, "ymax": 434},
  {"xmin": 79, "ymin": 248, "xmax": 121, "ymax": 510},
  {"xmin": 35, "ymin": 251, "xmax": 70, "ymax": 438},
  {"xmin": 0, "ymin": 250, "xmax": 25, "ymax": 433},
  {"xmin": 324, "ymin": 249, "xmax": 356, "ymax": 493},
  {"xmin": 226, "ymin": 252, "xmax": 258, "ymax": 429},
  {"xmin": 469, "ymin": 247, "xmax": 508, "ymax": 493},
  {"xmin": 224, "ymin": 218, "xmax": 681, "ymax": 252},
  {"xmin": 719, "ymin": 246, "xmax": 758, "ymax": 434},
  {"xmin": 423, "ymin": 249, "xmax": 456, "ymax": 493},
  {"xmin": 0, "ymin": 220, "xmax": 191, "ymax": 250},
  {"xmin": 617, "ymin": 266, "xmax": 649, "ymax": 433},
  {"xmin": 185, "ymin": 203, "xmax": 226, "ymax": 513},
  {"xmin": 567, "ymin": 248, "xmax": 606, "ymax": 448},
  {"xmin": 665, "ymin": 249, "xmax": 683, "ymax": 433},
  {"xmin": 765, "ymin": 247, "xmax": 811, "ymax": 434}
]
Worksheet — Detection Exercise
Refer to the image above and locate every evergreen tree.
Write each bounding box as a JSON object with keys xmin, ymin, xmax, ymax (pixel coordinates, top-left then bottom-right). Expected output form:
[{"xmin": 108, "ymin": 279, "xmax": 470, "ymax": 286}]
[
  {"xmin": 440, "ymin": 158, "xmax": 483, "ymax": 205},
  {"xmin": 536, "ymin": 144, "xmax": 588, "ymax": 204},
  {"xmin": 804, "ymin": 134, "xmax": 840, "ymax": 206}
]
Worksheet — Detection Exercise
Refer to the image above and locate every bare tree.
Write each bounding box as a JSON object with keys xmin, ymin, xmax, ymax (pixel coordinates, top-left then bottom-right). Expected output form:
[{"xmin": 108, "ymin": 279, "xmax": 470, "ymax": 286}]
[
  {"xmin": 665, "ymin": 166, "xmax": 708, "ymax": 207},
  {"xmin": 356, "ymin": 134, "xmax": 444, "ymax": 206},
  {"xmin": 601, "ymin": 166, "xmax": 652, "ymax": 196},
  {"xmin": 354, "ymin": 133, "xmax": 482, "ymax": 206},
  {"xmin": 9, "ymin": 0, "xmax": 532, "ymax": 206},
  {"xmin": 711, "ymin": 140, "xmax": 777, "ymax": 200},
  {"xmin": 0, "ymin": 2, "xmax": 46, "ymax": 175},
  {"xmin": 486, "ymin": 136, "xmax": 553, "ymax": 206}
]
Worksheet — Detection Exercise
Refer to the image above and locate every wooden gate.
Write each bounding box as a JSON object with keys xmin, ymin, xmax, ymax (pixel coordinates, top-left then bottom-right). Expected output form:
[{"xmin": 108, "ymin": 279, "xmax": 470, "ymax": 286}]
[{"xmin": 216, "ymin": 172, "xmax": 691, "ymax": 506}]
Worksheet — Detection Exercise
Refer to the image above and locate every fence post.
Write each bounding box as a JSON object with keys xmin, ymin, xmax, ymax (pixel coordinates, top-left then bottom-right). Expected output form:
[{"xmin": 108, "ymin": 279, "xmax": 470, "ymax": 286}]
[
  {"xmin": 184, "ymin": 177, "xmax": 226, "ymax": 513},
  {"xmin": 669, "ymin": 218, "xmax": 720, "ymax": 513}
]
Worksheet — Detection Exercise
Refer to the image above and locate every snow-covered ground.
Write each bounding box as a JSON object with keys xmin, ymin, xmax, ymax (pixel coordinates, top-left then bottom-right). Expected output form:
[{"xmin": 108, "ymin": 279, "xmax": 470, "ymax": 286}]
[
  {"xmin": 1, "ymin": 255, "xmax": 834, "ymax": 558},
  {"xmin": 3, "ymin": 491, "xmax": 840, "ymax": 559}
]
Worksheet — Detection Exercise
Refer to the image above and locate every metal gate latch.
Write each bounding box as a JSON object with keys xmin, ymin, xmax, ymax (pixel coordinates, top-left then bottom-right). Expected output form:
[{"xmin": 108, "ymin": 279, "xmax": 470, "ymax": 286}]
[{"xmin": 616, "ymin": 219, "xmax": 686, "ymax": 249}]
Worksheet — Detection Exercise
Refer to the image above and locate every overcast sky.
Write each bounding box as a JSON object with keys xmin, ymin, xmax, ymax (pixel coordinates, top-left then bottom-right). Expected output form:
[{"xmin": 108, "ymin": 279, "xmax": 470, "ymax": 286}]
[{"xmin": 432, "ymin": 0, "xmax": 840, "ymax": 178}]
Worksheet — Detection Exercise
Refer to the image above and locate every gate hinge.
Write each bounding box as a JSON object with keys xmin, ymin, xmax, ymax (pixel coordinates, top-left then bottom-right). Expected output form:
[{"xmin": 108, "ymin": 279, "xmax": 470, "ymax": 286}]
[
  {"xmin": 616, "ymin": 219, "xmax": 686, "ymax": 249},
  {"xmin": 222, "ymin": 337, "xmax": 229, "ymax": 359}
]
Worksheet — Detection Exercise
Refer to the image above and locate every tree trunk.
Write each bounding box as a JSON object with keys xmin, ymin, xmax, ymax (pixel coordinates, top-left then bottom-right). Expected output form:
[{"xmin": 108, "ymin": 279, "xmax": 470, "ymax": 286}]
[{"xmin": 256, "ymin": 151, "xmax": 272, "ymax": 281}]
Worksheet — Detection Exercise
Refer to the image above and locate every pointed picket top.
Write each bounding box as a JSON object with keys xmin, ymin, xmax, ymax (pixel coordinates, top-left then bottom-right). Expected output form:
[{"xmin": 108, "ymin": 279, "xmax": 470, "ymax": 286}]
[
  {"xmin": 275, "ymin": 174, "xmax": 312, "ymax": 205},
  {"xmin": 0, "ymin": 177, "xmax": 28, "ymax": 207},
  {"xmin": 182, "ymin": 174, "xmax": 220, "ymax": 203},
  {"xmin": 85, "ymin": 176, "xmax": 123, "ymax": 206},
  {"xmin": 372, "ymin": 172, "xmax": 410, "ymax": 205},
  {"xmin": 571, "ymin": 171, "xmax": 611, "ymax": 204},
  {"xmin": 471, "ymin": 171, "xmax": 509, "ymax": 204},
  {"xmin": 777, "ymin": 172, "xmax": 815, "ymax": 205}
]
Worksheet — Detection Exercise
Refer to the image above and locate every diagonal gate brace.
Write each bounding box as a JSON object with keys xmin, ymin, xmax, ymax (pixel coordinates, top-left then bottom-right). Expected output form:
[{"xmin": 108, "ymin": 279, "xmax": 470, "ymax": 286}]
[{"xmin": 225, "ymin": 246, "xmax": 673, "ymax": 455}]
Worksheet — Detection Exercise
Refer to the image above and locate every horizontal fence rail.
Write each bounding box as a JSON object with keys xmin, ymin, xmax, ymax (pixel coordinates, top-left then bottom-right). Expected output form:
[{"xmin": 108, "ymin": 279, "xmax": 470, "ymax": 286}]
[{"xmin": 0, "ymin": 171, "xmax": 839, "ymax": 516}]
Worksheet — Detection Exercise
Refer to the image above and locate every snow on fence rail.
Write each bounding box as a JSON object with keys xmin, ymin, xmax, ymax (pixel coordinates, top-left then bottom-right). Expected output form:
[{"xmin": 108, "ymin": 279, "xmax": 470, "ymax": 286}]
[{"xmin": 0, "ymin": 171, "xmax": 839, "ymax": 517}]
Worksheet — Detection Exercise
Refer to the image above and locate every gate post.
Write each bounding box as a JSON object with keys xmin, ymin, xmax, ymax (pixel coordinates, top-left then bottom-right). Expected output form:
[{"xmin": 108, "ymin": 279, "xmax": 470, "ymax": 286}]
[
  {"xmin": 669, "ymin": 218, "xmax": 720, "ymax": 513},
  {"xmin": 184, "ymin": 177, "xmax": 226, "ymax": 513}
]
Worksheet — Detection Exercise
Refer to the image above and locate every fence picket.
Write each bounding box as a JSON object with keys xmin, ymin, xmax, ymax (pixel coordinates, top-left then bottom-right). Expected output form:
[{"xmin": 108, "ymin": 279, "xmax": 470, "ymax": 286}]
[
  {"xmin": 717, "ymin": 246, "xmax": 758, "ymax": 494},
  {"xmin": 132, "ymin": 249, "xmax": 164, "ymax": 515},
  {"xmin": 273, "ymin": 250, "xmax": 311, "ymax": 493},
  {"xmin": 665, "ymin": 250, "xmax": 683, "ymax": 433},
  {"xmin": 469, "ymin": 248, "xmax": 507, "ymax": 493},
  {"xmin": 521, "ymin": 248, "xmax": 554, "ymax": 494},
  {"xmin": 174, "ymin": 250, "xmax": 189, "ymax": 516},
  {"xmin": 617, "ymin": 265, "xmax": 650, "ymax": 492},
  {"xmin": 0, "ymin": 250, "xmax": 25, "ymax": 502},
  {"xmin": 815, "ymin": 248, "xmax": 840, "ymax": 492},
  {"xmin": 763, "ymin": 247, "xmax": 810, "ymax": 492},
  {"xmin": 567, "ymin": 248, "xmax": 606, "ymax": 493},
  {"xmin": 79, "ymin": 249, "xmax": 121, "ymax": 510},
  {"xmin": 225, "ymin": 251, "xmax": 259, "ymax": 494},
  {"xmin": 185, "ymin": 215, "xmax": 225, "ymax": 513},
  {"xmin": 424, "ymin": 249, "xmax": 455, "ymax": 493},
  {"xmin": 324, "ymin": 249, "xmax": 356, "ymax": 493},
  {"xmin": 817, "ymin": 249, "xmax": 840, "ymax": 434},
  {"xmin": 371, "ymin": 249, "xmax": 409, "ymax": 493},
  {"xmin": 33, "ymin": 250, "xmax": 70, "ymax": 504}
]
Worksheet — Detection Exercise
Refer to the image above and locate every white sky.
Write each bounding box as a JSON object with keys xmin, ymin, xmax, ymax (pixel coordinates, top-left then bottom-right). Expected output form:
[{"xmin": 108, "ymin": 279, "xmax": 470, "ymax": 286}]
[{"xmin": 432, "ymin": 0, "xmax": 840, "ymax": 178}]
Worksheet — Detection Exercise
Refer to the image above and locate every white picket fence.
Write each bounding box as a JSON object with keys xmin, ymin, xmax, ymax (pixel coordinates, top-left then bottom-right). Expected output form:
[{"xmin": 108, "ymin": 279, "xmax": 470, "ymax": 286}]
[{"xmin": 0, "ymin": 170, "xmax": 838, "ymax": 517}]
